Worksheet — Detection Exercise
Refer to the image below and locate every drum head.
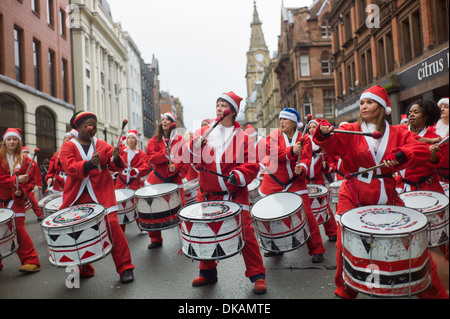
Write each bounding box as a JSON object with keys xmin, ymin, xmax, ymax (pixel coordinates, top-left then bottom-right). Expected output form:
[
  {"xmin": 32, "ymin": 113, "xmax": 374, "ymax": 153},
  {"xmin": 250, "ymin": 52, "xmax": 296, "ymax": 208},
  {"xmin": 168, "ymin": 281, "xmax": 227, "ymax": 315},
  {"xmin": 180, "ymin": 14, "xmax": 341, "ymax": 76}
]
[
  {"xmin": 135, "ymin": 183, "xmax": 179, "ymax": 198},
  {"xmin": 115, "ymin": 188, "xmax": 135, "ymax": 202},
  {"xmin": 248, "ymin": 179, "xmax": 260, "ymax": 191},
  {"xmin": 38, "ymin": 192, "xmax": 63, "ymax": 207},
  {"xmin": 330, "ymin": 180, "xmax": 344, "ymax": 187},
  {"xmin": 400, "ymin": 191, "xmax": 449, "ymax": 214},
  {"xmin": 0, "ymin": 208, "xmax": 14, "ymax": 222},
  {"xmin": 179, "ymin": 201, "xmax": 241, "ymax": 220},
  {"xmin": 340, "ymin": 205, "xmax": 428, "ymax": 235},
  {"xmin": 183, "ymin": 179, "xmax": 199, "ymax": 191},
  {"xmin": 307, "ymin": 184, "xmax": 328, "ymax": 197},
  {"xmin": 44, "ymin": 196, "xmax": 63, "ymax": 211},
  {"xmin": 251, "ymin": 192, "xmax": 303, "ymax": 220},
  {"xmin": 42, "ymin": 204, "xmax": 105, "ymax": 228}
]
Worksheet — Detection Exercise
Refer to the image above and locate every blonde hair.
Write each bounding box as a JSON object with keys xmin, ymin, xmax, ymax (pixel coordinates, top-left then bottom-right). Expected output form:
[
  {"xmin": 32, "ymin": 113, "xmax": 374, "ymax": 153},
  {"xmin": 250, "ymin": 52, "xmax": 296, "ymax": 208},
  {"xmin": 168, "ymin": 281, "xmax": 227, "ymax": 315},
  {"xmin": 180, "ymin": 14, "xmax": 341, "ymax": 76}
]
[
  {"xmin": 0, "ymin": 139, "xmax": 23, "ymax": 173},
  {"xmin": 358, "ymin": 104, "xmax": 387, "ymax": 136}
]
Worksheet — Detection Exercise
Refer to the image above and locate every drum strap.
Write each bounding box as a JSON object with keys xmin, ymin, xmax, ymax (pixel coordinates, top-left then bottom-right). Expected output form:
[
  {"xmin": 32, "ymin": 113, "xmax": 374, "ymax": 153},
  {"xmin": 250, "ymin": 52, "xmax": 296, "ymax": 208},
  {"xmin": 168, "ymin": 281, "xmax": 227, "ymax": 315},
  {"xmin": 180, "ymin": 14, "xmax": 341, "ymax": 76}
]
[
  {"xmin": 269, "ymin": 173, "xmax": 297, "ymax": 188},
  {"xmin": 436, "ymin": 168, "xmax": 449, "ymax": 180},
  {"xmin": 402, "ymin": 175, "xmax": 433, "ymax": 188},
  {"xmin": 200, "ymin": 187, "xmax": 237, "ymax": 200},
  {"xmin": 118, "ymin": 174, "xmax": 136, "ymax": 187},
  {"xmin": 154, "ymin": 170, "xmax": 178, "ymax": 183}
]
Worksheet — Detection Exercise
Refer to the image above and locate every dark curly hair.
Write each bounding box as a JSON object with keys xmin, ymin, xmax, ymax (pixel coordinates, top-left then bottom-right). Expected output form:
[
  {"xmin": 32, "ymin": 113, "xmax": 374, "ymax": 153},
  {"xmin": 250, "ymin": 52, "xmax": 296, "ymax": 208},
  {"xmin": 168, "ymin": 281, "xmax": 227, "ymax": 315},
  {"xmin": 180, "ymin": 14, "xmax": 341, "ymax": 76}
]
[{"xmin": 406, "ymin": 99, "xmax": 441, "ymax": 128}]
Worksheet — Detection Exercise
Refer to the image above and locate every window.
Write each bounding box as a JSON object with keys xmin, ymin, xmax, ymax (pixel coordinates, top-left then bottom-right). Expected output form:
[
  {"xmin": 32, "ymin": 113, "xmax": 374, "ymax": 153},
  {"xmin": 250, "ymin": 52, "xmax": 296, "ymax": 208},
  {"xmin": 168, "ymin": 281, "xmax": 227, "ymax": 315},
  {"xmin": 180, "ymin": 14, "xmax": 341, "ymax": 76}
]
[
  {"xmin": 344, "ymin": 12, "xmax": 352, "ymax": 42},
  {"xmin": 14, "ymin": 27, "xmax": 23, "ymax": 83},
  {"xmin": 302, "ymin": 95, "xmax": 311, "ymax": 118},
  {"xmin": 431, "ymin": 0, "xmax": 449, "ymax": 46},
  {"xmin": 86, "ymin": 86, "xmax": 91, "ymax": 110},
  {"xmin": 400, "ymin": 10, "xmax": 423, "ymax": 64},
  {"xmin": 47, "ymin": 0, "xmax": 54, "ymax": 26},
  {"xmin": 300, "ymin": 55, "xmax": 310, "ymax": 77},
  {"xmin": 31, "ymin": 0, "xmax": 39, "ymax": 15},
  {"xmin": 59, "ymin": 9, "xmax": 66, "ymax": 37},
  {"xmin": 33, "ymin": 39, "xmax": 41, "ymax": 90},
  {"xmin": 323, "ymin": 89, "xmax": 335, "ymax": 117},
  {"xmin": 62, "ymin": 58, "xmax": 68, "ymax": 101},
  {"xmin": 333, "ymin": 24, "xmax": 340, "ymax": 51},
  {"xmin": 321, "ymin": 22, "xmax": 331, "ymax": 38},
  {"xmin": 320, "ymin": 51, "xmax": 331, "ymax": 74},
  {"xmin": 48, "ymin": 50, "xmax": 55, "ymax": 96},
  {"xmin": 84, "ymin": 36, "xmax": 90, "ymax": 59}
]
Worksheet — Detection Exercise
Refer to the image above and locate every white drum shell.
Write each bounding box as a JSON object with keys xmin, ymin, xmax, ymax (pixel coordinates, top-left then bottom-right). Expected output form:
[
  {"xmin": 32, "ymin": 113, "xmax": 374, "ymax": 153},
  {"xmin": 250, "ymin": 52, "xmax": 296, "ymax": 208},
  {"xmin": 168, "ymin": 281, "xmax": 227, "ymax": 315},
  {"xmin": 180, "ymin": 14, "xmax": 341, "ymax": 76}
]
[
  {"xmin": 248, "ymin": 179, "xmax": 261, "ymax": 204},
  {"xmin": 115, "ymin": 189, "xmax": 138, "ymax": 225},
  {"xmin": 0, "ymin": 209, "xmax": 18, "ymax": 259},
  {"xmin": 340, "ymin": 205, "xmax": 430, "ymax": 297},
  {"xmin": 41, "ymin": 204, "xmax": 112, "ymax": 267},
  {"xmin": 307, "ymin": 184, "xmax": 330, "ymax": 224},
  {"xmin": 38, "ymin": 192, "xmax": 63, "ymax": 216},
  {"xmin": 183, "ymin": 179, "xmax": 199, "ymax": 205},
  {"xmin": 179, "ymin": 201, "xmax": 244, "ymax": 261},
  {"xmin": 329, "ymin": 180, "xmax": 344, "ymax": 203}
]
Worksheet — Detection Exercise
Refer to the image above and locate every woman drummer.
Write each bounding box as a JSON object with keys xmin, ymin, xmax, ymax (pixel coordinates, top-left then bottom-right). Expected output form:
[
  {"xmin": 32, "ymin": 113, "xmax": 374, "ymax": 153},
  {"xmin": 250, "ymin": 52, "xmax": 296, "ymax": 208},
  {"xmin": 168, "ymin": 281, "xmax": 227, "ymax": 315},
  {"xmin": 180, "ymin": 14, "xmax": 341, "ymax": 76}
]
[
  {"xmin": 59, "ymin": 111, "xmax": 135, "ymax": 283},
  {"xmin": 145, "ymin": 112, "xmax": 186, "ymax": 249},
  {"xmin": 45, "ymin": 132, "xmax": 73, "ymax": 193},
  {"xmin": 0, "ymin": 128, "xmax": 40, "ymax": 273},
  {"xmin": 313, "ymin": 85, "xmax": 448, "ymax": 299},
  {"xmin": 184, "ymin": 91, "xmax": 267, "ymax": 294},
  {"xmin": 258, "ymin": 108, "xmax": 326, "ymax": 262}
]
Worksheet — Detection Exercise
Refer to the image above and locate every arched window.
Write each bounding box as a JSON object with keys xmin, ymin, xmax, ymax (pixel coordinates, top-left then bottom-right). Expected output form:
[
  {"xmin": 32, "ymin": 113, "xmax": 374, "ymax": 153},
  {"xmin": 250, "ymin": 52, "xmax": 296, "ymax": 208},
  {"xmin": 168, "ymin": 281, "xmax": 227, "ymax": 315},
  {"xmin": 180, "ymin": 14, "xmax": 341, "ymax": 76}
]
[
  {"xmin": 0, "ymin": 93, "xmax": 25, "ymax": 143},
  {"xmin": 36, "ymin": 106, "xmax": 56, "ymax": 166}
]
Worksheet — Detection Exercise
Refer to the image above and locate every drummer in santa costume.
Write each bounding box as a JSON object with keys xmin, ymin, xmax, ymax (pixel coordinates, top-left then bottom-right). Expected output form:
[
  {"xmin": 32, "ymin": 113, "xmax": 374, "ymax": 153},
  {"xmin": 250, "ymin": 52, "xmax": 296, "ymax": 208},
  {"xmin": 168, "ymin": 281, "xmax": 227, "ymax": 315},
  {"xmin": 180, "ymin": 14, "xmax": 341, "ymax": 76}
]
[
  {"xmin": 145, "ymin": 112, "xmax": 186, "ymax": 249},
  {"xmin": 244, "ymin": 124, "xmax": 266, "ymax": 179},
  {"xmin": 184, "ymin": 91, "xmax": 267, "ymax": 294},
  {"xmin": 0, "ymin": 128, "xmax": 40, "ymax": 273},
  {"xmin": 258, "ymin": 108, "xmax": 326, "ymax": 262},
  {"xmin": 21, "ymin": 146, "xmax": 45, "ymax": 221},
  {"xmin": 314, "ymin": 85, "xmax": 448, "ymax": 299},
  {"xmin": 432, "ymin": 97, "xmax": 449, "ymax": 184},
  {"xmin": 59, "ymin": 111, "xmax": 135, "ymax": 283},
  {"xmin": 46, "ymin": 132, "xmax": 73, "ymax": 193}
]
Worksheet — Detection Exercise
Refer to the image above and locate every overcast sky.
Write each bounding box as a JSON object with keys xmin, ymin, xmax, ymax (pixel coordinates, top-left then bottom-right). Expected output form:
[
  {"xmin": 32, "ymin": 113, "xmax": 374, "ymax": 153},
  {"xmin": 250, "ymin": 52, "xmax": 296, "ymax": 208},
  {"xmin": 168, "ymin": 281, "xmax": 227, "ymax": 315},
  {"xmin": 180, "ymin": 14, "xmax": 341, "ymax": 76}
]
[{"xmin": 106, "ymin": 0, "xmax": 313, "ymax": 132}]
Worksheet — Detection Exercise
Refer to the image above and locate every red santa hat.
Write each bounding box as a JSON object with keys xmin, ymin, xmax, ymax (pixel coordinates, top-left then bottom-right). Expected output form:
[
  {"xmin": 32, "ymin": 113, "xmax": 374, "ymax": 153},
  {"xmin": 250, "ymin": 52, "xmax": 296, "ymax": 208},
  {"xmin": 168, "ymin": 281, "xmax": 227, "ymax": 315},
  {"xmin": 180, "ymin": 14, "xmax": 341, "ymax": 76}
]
[
  {"xmin": 360, "ymin": 85, "xmax": 392, "ymax": 115},
  {"xmin": 22, "ymin": 146, "xmax": 30, "ymax": 152},
  {"xmin": 400, "ymin": 114, "xmax": 408, "ymax": 124},
  {"xmin": 126, "ymin": 130, "xmax": 138, "ymax": 140},
  {"xmin": 218, "ymin": 91, "xmax": 242, "ymax": 114},
  {"xmin": 2, "ymin": 128, "xmax": 22, "ymax": 141},
  {"xmin": 245, "ymin": 124, "xmax": 257, "ymax": 137},
  {"xmin": 437, "ymin": 97, "xmax": 449, "ymax": 106},
  {"xmin": 163, "ymin": 112, "xmax": 176, "ymax": 123}
]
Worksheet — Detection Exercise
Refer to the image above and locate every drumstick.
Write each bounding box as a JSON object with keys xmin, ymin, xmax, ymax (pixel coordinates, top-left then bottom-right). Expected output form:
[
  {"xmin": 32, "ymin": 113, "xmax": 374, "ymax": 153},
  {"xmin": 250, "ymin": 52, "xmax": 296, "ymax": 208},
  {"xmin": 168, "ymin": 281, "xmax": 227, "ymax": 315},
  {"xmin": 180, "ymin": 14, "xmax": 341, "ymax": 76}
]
[
  {"xmin": 195, "ymin": 164, "xmax": 229, "ymax": 180},
  {"xmin": 14, "ymin": 169, "xmax": 20, "ymax": 190},
  {"xmin": 437, "ymin": 136, "xmax": 449, "ymax": 147},
  {"xmin": 344, "ymin": 152, "xmax": 405, "ymax": 180},
  {"xmin": 165, "ymin": 138, "xmax": 172, "ymax": 166},
  {"xmin": 86, "ymin": 126, "xmax": 101, "ymax": 172},
  {"xmin": 111, "ymin": 119, "xmax": 128, "ymax": 162},
  {"xmin": 26, "ymin": 148, "xmax": 39, "ymax": 175},
  {"xmin": 333, "ymin": 129, "xmax": 382, "ymax": 139},
  {"xmin": 201, "ymin": 109, "xmax": 231, "ymax": 141}
]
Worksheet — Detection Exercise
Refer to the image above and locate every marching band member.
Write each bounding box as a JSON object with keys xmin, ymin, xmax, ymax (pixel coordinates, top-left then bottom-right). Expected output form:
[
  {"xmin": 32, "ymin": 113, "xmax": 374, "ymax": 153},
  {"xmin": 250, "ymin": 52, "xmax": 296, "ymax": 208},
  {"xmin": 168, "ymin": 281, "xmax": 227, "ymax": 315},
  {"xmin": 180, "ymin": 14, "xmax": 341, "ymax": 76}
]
[
  {"xmin": 305, "ymin": 119, "xmax": 338, "ymax": 242},
  {"xmin": 433, "ymin": 98, "xmax": 449, "ymax": 183},
  {"xmin": 45, "ymin": 132, "xmax": 72, "ymax": 193},
  {"xmin": 180, "ymin": 131, "xmax": 199, "ymax": 182},
  {"xmin": 258, "ymin": 108, "xmax": 326, "ymax": 262},
  {"xmin": 145, "ymin": 112, "xmax": 186, "ymax": 249},
  {"xmin": 0, "ymin": 128, "xmax": 40, "ymax": 273},
  {"xmin": 185, "ymin": 91, "xmax": 267, "ymax": 294},
  {"xmin": 59, "ymin": 111, "xmax": 135, "ymax": 284},
  {"xmin": 244, "ymin": 124, "xmax": 266, "ymax": 179},
  {"xmin": 314, "ymin": 85, "xmax": 448, "ymax": 299},
  {"xmin": 395, "ymin": 100, "xmax": 445, "ymax": 194},
  {"xmin": 21, "ymin": 146, "xmax": 44, "ymax": 221}
]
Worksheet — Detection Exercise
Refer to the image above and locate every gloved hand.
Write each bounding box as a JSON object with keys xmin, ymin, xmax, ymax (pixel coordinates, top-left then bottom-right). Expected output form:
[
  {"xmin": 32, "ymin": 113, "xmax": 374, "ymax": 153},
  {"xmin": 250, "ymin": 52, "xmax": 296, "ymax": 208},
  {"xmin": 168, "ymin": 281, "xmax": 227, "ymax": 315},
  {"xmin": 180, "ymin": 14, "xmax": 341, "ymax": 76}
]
[
  {"xmin": 384, "ymin": 151, "xmax": 405, "ymax": 162},
  {"xmin": 228, "ymin": 172, "xmax": 238, "ymax": 186},
  {"xmin": 318, "ymin": 119, "xmax": 334, "ymax": 138}
]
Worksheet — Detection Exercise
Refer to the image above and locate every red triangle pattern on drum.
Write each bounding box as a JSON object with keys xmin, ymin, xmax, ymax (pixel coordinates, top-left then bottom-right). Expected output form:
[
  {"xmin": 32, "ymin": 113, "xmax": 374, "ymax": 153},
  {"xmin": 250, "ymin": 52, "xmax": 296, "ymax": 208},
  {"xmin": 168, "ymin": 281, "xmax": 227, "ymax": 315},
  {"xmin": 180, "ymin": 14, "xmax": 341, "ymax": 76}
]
[
  {"xmin": 183, "ymin": 221, "xmax": 194, "ymax": 234},
  {"xmin": 59, "ymin": 255, "xmax": 74, "ymax": 263},
  {"xmin": 163, "ymin": 195, "xmax": 171, "ymax": 203},
  {"xmin": 103, "ymin": 241, "xmax": 110, "ymax": 249},
  {"xmin": 283, "ymin": 217, "xmax": 291, "ymax": 229},
  {"xmin": 400, "ymin": 237, "xmax": 410, "ymax": 252},
  {"xmin": 262, "ymin": 221, "xmax": 271, "ymax": 233},
  {"xmin": 207, "ymin": 221, "xmax": 224, "ymax": 235},
  {"xmin": 81, "ymin": 250, "xmax": 96, "ymax": 260}
]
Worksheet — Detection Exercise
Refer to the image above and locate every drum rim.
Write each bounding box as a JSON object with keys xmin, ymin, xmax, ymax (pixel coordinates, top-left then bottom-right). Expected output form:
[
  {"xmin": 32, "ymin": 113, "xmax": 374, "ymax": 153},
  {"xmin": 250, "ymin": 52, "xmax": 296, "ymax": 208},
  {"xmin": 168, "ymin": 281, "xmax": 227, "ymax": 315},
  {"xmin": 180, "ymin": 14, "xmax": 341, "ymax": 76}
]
[
  {"xmin": 44, "ymin": 196, "xmax": 64, "ymax": 210},
  {"xmin": 179, "ymin": 200, "xmax": 242, "ymax": 222},
  {"xmin": 399, "ymin": 191, "xmax": 449, "ymax": 213},
  {"xmin": 115, "ymin": 188, "xmax": 136, "ymax": 202},
  {"xmin": 0, "ymin": 208, "xmax": 15, "ymax": 222},
  {"xmin": 340, "ymin": 205, "xmax": 430, "ymax": 235},
  {"xmin": 38, "ymin": 193, "xmax": 63, "ymax": 206},
  {"xmin": 135, "ymin": 183, "xmax": 180, "ymax": 198},
  {"xmin": 307, "ymin": 184, "xmax": 329, "ymax": 197},
  {"xmin": 41, "ymin": 203, "xmax": 106, "ymax": 229},
  {"xmin": 250, "ymin": 192, "xmax": 304, "ymax": 220}
]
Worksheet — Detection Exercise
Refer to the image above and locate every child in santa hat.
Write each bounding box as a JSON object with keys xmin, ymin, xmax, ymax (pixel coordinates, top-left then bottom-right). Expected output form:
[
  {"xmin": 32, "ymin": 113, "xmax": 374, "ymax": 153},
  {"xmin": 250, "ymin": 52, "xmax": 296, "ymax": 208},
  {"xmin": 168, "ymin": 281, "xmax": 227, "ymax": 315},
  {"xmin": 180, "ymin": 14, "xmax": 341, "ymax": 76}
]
[
  {"xmin": 0, "ymin": 128, "xmax": 41, "ymax": 273},
  {"xmin": 314, "ymin": 85, "xmax": 448, "ymax": 299}
]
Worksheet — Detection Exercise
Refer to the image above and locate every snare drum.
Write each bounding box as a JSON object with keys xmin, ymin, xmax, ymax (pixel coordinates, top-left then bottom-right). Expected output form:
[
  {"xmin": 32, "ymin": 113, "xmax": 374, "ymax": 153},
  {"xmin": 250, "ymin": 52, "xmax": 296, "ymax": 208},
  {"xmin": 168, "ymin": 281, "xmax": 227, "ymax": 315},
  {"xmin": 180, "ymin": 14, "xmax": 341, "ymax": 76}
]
[
  {"xmin": 38, "ymin": 192, "xmax": 63, "ymax": 217},
  {"xmin": 115, "ymin": 188, "xmax": 138, "ymax": 225},
  {"xmin": 178, "ymin": 201, "xmax": 244, "ymax": 260},
  {"xmin": 44, "ymin": 196, "xmax": 63, "ymax": 216},
  {"xmin": 183, "ymin": 179, "xmax": 199, "ymax": 205},
  {"xmin": 307, "ymin": 184, "xmax": 330, "ymax": 224},
  {"xmin": 440, "ymin": 181, "xmax": 449, "ymax": 198},
  {"xmin": 0, "ymin": 209, "xmax": 18, "ymax": 259},
  {"xmin": 41, "ymin": 204, "xmax": 112, "ymax": 267},
  {"xmin": 248, "ymin": 179, "xmax": 261, "ymax": 204},
  {"xmin": 340, "ymin": 205, "xmax": 430, "ymax": 297},
  {"xmin": 329, "ymin": 180, "xmax": 344, "ymax": 204},
  {"xmin": 135, "ymin": 184, "xmax": 182, "ymax": 231},
  {"xmin": 251, "ymin": 192, "xmax": 310, "ymax": 252},
  {"xmin": 399, "ymin": 191, "xmax": 449, "ymax": 247}
]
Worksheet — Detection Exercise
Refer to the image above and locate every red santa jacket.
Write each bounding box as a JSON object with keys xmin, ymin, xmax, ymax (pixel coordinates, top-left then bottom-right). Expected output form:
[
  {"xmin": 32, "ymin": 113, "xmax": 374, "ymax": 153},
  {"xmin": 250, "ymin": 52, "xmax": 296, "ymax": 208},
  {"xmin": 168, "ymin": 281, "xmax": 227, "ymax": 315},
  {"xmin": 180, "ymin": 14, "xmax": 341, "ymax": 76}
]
[
  {"xmin": 0, "ymin": 155, "xmax": 34, "ymax": 216},
  {"xmin": 259, "ymin": 129, "xmax": 312, "ymax": 196},
  {"xmin": 59, "ymin": 138, "xmax": 125, "ymax": 214},
  {"xmin": 184, "ymin": 121, "xmax": 259, "ymax": 207},
  {"xmin": 46, "ymin": 151, "xmax": 67, "ymax": 191},
  {"xmin": 313, "ymin": 121, "xmax": 432, "ymax": 211},
  {"xmin": 115, "ymin": 147, "xmax": 151, "ymax": 190}
]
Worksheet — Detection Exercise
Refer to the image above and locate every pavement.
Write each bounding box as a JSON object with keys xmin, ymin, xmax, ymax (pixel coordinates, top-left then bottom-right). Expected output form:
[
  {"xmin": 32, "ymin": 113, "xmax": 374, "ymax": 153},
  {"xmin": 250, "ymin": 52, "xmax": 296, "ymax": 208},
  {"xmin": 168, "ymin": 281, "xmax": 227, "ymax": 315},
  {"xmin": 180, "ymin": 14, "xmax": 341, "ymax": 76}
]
[{"xmin": 0, "ymin": 200, "xmax": 448, "ymax": 304}]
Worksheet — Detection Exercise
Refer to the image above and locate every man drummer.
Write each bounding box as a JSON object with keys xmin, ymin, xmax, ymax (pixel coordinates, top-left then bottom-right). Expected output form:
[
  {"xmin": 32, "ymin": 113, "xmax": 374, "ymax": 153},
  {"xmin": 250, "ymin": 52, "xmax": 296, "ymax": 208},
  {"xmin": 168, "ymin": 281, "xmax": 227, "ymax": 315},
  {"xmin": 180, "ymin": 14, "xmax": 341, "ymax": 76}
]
[
  {"xmin": 58, "ymin": 111, "xmax": 135, "ymax": 283},
  {"xmin": 184, "ymin": 91, "xmax": 267, "ymax": 294}
]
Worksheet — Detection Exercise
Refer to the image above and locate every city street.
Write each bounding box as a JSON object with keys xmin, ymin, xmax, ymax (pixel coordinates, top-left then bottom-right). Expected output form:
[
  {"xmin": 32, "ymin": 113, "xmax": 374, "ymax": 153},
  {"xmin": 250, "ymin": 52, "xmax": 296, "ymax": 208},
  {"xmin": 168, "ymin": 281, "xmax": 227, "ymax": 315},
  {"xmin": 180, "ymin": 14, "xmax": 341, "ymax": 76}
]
[{"xmin": 1, "ymin": 200, "xmax": 447, "ymax": 304}]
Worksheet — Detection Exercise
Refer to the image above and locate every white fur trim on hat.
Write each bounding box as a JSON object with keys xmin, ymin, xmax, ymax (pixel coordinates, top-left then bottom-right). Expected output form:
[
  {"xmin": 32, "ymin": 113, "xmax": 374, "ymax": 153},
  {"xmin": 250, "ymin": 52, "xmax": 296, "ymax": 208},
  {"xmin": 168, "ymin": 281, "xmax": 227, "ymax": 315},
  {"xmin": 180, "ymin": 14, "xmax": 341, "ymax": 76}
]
[
  {"xmin": 163, "ymin": 112, "xmax": 176, "ymax": 122},
  {"xmin": 360, "ymin": 89, "xmax": 392, "ymax": 115},
  {"xmin": 3, "ymin": 129, "xmax": 21, "ymax": 141},
  {"xmin": 437, "ymin": 98, "xmax": 449, "ymax": 106}
]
